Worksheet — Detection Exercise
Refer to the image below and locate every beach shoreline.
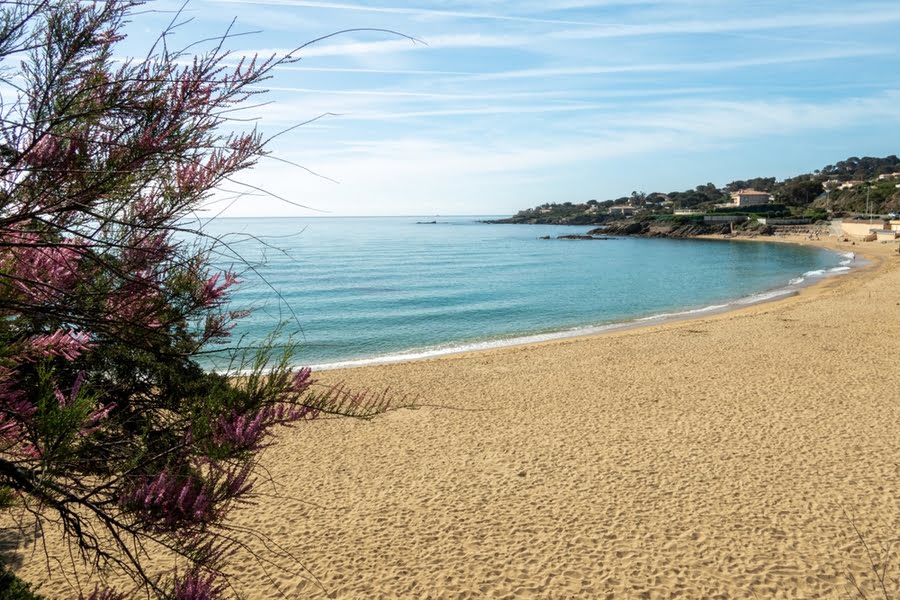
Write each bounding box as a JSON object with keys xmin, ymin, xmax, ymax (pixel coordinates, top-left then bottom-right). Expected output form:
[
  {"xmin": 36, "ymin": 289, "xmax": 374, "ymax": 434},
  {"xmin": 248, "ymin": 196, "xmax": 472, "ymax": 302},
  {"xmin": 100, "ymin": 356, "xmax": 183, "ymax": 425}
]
[
  {"xmin": 9, "ymin": 233, "xmax": 900, "ymax": 599},
  {"xmin": 309, "ymin": 234, "xmax": 866, "ymax": 372}
]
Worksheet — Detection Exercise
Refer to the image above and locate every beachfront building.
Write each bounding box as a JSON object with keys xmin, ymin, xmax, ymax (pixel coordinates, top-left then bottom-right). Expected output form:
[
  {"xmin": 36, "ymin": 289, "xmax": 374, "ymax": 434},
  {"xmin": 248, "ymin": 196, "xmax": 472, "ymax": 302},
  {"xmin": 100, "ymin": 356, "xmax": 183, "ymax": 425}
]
[
  {"xmin": 729, "ymin": 189, "xmax": 772, "ymax": 207},
  {"xmin": 840, "ymin": 220, "xmax": 892, "ymax": 239},
  {"xmin": 609, "ymin": 205, "xmax": 636, "ymax": 216},
  {"xmin": 674, "ymin": 209, "xmax": 704, "ymax": 216}
]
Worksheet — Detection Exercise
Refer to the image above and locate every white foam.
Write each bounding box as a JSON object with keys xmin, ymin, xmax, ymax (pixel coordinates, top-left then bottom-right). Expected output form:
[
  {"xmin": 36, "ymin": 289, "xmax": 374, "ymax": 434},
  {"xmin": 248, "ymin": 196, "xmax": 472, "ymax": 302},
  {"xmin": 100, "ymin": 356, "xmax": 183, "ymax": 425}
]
[
  {"xmin": 308, "ymin": 294, "xmax": 792, "ymax": 371},
  {"xmin": 635, "ymin": 303, "xmax": 729, "ymax": 322},
  {"xmin": 310, "ymin": 324, "xmax": 631, "ymax": 371},
  {"xmin": 789, "ymin": 264, "xmax": 852, "ymax": 286},
  {"xmin": 734, "ymin": 289, "xmax": 794, "ymax": 304},
  {"xmin": 839, "ymin": 252, "xmax": 856, "ymax": 266}
]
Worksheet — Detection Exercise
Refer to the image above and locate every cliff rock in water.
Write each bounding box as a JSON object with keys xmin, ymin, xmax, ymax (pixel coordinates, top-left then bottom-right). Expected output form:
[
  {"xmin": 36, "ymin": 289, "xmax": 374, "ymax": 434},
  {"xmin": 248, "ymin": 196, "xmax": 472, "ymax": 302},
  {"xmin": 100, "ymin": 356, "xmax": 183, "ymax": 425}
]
[{"xmin": 589, "ymin": 221, "xmax": 743, "ymax": 238}]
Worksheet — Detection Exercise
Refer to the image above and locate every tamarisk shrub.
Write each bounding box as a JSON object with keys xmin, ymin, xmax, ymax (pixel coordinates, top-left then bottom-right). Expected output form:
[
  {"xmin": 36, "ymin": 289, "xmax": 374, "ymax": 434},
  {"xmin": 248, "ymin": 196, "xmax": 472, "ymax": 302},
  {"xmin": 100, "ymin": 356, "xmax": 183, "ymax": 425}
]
[{"xmin": 0, "ymin": 1, "xmax": 393, "ymax": 597}]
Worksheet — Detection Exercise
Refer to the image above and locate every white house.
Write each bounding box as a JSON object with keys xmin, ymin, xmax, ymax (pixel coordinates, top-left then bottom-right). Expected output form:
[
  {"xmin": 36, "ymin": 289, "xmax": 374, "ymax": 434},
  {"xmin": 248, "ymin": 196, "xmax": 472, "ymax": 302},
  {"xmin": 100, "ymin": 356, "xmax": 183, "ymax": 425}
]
[
  {"xmin": 729, "ymin": 189, "xmax": 772, "ymax": 207},
  {"xmin": 838, "ymin": 181, "xmax": 864, "ymax": 190},
  {"xmin": 609, "ymin": 205, "xmax": 636, "ymax": 216}
]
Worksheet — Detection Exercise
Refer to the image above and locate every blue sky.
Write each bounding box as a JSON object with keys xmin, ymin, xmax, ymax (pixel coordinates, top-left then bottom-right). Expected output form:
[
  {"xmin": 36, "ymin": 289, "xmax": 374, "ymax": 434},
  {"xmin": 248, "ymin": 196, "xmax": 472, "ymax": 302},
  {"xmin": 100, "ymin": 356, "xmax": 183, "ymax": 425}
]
[{"xmin": 125, "ymin": 0, "xmax": 900, "ymax": 217}]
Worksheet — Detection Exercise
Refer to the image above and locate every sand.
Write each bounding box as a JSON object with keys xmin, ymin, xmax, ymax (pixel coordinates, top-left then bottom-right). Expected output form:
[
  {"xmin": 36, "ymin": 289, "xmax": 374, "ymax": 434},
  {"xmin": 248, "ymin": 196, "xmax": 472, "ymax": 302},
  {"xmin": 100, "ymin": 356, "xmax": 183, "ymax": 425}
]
[{"xmin": 7, "ymin": 236, "xmax": 900, "ymax": 598}]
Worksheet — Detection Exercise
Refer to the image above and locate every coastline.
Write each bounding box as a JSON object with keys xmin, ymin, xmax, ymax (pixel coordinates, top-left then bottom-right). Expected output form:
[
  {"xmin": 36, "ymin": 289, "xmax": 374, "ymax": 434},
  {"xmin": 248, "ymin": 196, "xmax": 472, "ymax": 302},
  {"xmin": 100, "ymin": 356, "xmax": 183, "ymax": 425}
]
[
  {"xmin": 309, "ymin": 235, "xmax": 859, "ymax": 371},
  {"xmin": 9, "ymin": 234, "xmax": 900, "ymax": 598}
]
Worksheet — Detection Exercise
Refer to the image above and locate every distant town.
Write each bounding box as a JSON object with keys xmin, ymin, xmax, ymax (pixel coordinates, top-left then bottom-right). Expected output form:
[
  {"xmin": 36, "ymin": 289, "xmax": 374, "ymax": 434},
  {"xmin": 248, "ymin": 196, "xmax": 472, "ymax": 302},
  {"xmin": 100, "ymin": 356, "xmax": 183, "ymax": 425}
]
[{"xmin": 488, "ymin": 155, "xmax": 900, "ymax": 236}]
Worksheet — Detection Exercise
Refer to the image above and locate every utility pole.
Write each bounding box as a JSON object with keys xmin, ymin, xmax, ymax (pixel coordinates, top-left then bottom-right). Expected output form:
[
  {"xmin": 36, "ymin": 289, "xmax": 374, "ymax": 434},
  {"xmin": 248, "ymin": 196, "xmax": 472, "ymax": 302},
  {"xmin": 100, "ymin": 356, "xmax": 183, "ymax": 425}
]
[{"xmin": 866, "ymin": 184, "xmax": 872, "ymax": 224}]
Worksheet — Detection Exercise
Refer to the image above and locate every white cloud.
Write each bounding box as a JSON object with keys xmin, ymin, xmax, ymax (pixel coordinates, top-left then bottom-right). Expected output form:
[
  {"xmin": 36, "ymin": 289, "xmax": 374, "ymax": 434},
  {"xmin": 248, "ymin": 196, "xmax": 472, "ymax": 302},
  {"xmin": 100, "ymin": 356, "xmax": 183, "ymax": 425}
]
[
  {"xmin": 212, "ymin": 0, "xmax": 614, "ymax": 26},
  {"xmin": 226, "ymin": 5, "xmax": 900, "ymax": 60},
  {"xmin": 125, "ymin": 0, "xmax": 900, "ymax": 216},
  {"xmin": 222, "ymin": 90, "xmax": 900, "ymax": 216},
  {"xmin": 466, "ymin": 48, "xmax": 889, "ymax": 80},
  {"xmin": 554, "ymin": 7, "xmax": 900, "ymax": 40}
]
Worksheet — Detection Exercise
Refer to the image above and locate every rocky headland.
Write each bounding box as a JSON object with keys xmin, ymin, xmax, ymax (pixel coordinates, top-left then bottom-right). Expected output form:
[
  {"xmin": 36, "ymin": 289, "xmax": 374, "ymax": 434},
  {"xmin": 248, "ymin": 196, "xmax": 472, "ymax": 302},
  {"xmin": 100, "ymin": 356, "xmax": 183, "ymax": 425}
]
[{"xmin": 589, "ymin": 220, "xmax": 775, "ymax": 238}]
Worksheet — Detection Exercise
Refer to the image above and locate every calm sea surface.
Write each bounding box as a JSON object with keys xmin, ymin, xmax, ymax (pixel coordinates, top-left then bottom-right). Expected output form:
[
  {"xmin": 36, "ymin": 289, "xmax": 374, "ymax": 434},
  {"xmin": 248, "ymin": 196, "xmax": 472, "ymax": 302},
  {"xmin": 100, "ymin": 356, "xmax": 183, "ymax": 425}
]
[{"xmin": 196, "ymin": 216, "xmax": 848, "ymax": 369}]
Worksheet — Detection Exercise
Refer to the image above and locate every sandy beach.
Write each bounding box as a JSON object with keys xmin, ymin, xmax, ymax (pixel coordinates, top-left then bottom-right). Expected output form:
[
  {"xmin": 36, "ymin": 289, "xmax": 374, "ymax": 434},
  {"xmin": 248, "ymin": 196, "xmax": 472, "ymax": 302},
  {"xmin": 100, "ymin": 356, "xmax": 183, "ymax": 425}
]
[{"xmin": 8, "ymin": 235, "xmax": 900, "ymax": 598}]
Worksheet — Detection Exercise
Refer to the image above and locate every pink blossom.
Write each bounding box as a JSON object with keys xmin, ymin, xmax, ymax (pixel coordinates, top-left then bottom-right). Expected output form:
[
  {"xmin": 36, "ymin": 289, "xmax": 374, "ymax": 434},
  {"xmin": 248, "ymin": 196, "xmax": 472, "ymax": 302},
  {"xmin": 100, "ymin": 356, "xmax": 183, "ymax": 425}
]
[
  {"xmin": 2, "ymin": 230, "xmax": 84, "ymax": 303},
  {"xmin": 200, "ymin": 271, "xmax": 238, "ymax": 306},
  {"xmin": 172, "ymin": 569, "xmax": 226, "ymax": 600},
  {"xmin": 202, "ymin": 313, "xmax": 235, "ymax": 340},
  {"xmin": 92, "ymin": 29, "xmax": 125, "ymax": 45},
  {"xmin": 213, "ymin": 402, "xmax": 316, "ymax": 453},
  {"xmin": 121, "ymin": 470, "xmax": 216, "ymax": 529},
  {"xmin": 0, "ymin": 416, "xmax": 23, "ymax": 445},
  {"xmin": 23, "ymin": 134, "xmax": 62, "ymax": 168},
  {"xmin": 213, "ymin": 409, "xmax": 268, "ymax": 451},
  {"xmin": 20, "ymin": 444, "xmax": 41, "ymax": 459},
  {"xmin": 289, "ymin": 367, "xmax": 312, "ymax": 394},
  {"xmin": 80, "ymin": 401, "xmax": 116, "ymax": 436},
  {"xmin": 24, "ymin": 330, "xmax": 94, "ymax": 362},
  {"xmin": 105, "ymin": 280, "xmax": 164, "ymax": 329},
  {"xmin": 53, "ymin": 371, "xmax": 85, "ymax": 408},
  {"xmin": 122, "ymin": 232, "xmax": 171, "ymax": 268},
  {"xmin": 0, "ymin": 367, "xmax": 35, "ymax": 447},
  {"xmin": 176, "ymin": 162, "xmax": 212, "ymax": 194}
]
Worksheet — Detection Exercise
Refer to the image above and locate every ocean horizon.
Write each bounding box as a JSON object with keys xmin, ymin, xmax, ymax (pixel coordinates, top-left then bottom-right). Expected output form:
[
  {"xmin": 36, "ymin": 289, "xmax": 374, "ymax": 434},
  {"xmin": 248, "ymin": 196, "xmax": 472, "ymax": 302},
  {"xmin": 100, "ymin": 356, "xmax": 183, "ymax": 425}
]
[{"xmin": 194, "ymin": 216, "xmax": 850, "ymax": 371}]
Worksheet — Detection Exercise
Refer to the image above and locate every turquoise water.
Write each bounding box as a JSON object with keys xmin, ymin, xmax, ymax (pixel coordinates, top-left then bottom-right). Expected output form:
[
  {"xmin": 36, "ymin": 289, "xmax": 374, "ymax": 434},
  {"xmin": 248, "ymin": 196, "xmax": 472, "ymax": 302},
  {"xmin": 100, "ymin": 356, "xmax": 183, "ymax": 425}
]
[{"xmin": 197, "ymin": 216, "xmax": 848, "ymax": 370}]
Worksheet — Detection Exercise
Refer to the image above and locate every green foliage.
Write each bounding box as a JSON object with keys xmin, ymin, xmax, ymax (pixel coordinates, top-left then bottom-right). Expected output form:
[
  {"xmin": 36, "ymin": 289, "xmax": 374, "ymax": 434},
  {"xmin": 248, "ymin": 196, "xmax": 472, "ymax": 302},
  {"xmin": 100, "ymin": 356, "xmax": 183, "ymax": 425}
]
[
  {"xmin": 501, "ymin": 154, "xmax": 900, "ymax": 220},
  {"xmin": 820, "ymin": 155, "xmax": 900, "ymax": 181},
  {"xmin": 667, "ymin": 183, "xmax": 726, "ymax": 208},
  {"xmin": 712, "ymin": 204, "xmax": 787, "ymax": 215},
  {"xmin": 30, "ymin": 364, "xmax": 98, "ymax": 470},
  {"xmin": 0, "ymin": 2, "xmax": 395, "ymax": 597},
  {"xmin": 0, "ymin": 487, "xmax": 14, "ymax": 510},
  {"xmin": 800, "ymin": 208, "xmax": 830, "ymax": 221},
  {"xmin": 775, "ymin": 179, "xmax": 824, "ymax": 207},
  {"xmin": 494, "ymin": 201, "xmax": 611, "ymax": 224},
  {"xmin": 825, "ymin": 180, "xmax": 900, "ymax": 213},
  {"xmin": 652, "ymin": 214, "xmax": 704, "ymax": 223},
  {"xmin": 0, "ymin": 563, "xmax": 43, "ymax": 600},
  {"xmin": 725, "ymin": 177, "xmax": 776, "ymax": 193}
]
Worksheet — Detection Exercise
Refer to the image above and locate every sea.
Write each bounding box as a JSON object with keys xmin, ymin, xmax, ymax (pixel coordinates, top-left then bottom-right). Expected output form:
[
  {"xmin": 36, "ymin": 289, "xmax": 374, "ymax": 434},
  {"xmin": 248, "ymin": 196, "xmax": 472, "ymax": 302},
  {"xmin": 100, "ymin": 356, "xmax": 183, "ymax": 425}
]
[{"xmin": 195, "ymin": 216, "xmax": 852, "ymax": 371}]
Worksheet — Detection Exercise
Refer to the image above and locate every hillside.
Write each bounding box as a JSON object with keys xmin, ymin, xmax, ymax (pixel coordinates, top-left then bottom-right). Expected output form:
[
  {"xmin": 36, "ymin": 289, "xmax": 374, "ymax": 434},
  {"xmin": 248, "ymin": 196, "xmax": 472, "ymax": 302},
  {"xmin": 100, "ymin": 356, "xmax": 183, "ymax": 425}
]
[{"xmin": 487, "ymin": 155, "xmax": 900, "ymax": 225}]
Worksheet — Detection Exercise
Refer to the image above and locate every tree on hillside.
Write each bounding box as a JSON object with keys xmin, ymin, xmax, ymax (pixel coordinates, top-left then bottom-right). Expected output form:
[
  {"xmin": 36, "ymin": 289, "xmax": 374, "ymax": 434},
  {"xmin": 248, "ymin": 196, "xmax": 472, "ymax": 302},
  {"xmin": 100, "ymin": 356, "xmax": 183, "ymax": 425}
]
[
  {"xmin": 0, "ymin": 1, "xmax": 393, "ymax": 597},
  {"xmin": 775, "ymin": 179, "xmax": 825, "ymax": 207},
  {"xmin": 820, "ymin": 155, "xmax": 900, "ymax": 181},
  {"xmin": 724, "ymin": 177, "xmax": 775, "ymax": 193}
]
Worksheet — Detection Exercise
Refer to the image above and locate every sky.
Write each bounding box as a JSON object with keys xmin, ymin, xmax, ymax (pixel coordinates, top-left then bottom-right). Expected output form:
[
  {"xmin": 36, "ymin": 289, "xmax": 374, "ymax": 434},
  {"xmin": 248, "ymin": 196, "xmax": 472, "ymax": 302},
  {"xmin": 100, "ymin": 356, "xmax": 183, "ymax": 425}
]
[{"xmin": 124, "ymin": 0, "xmax": 900, "ymax": 217}]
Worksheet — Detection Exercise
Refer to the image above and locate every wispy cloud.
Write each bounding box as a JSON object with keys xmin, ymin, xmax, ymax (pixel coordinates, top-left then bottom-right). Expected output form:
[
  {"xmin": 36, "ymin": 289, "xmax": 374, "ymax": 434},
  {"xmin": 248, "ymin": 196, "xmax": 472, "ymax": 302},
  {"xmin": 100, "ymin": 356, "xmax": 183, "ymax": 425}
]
[
  {"xmin": 213, "ymin": 0, "xmax": 617, "ymax": 26},
  {"xmin": 147, "ymin": 0, "xmax": 900, "ymax": 215},
  {"xmin": 466, "ymin": 48, "xmax": 889, "ymax": 80},
  {"xmin": 556, "ymin": 6, "xmax": 900, "ymax": 39},
  {"xmin": 272, "ymin": 65, "xmax": 478, "ymax": 76},
  {"xmin": 230, "ymin": 88, "xmax": 900, "ymax": 215},
  {"xmin": 260, "ymin": 85, "xmax": 730, "ymax": 101},
  {"xmin": 609, "ymin": 91, "xmax": 900, "ymax": 136},
  {"xmin": 230, "ymin": 6, "xmax": 900, "ymax": 60},
  {"xmin": 277, "ymin": 32, "xmax": 527, "ymax": 58}
]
